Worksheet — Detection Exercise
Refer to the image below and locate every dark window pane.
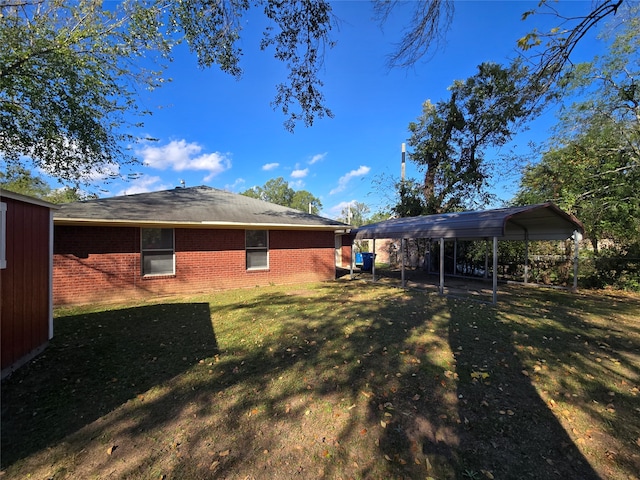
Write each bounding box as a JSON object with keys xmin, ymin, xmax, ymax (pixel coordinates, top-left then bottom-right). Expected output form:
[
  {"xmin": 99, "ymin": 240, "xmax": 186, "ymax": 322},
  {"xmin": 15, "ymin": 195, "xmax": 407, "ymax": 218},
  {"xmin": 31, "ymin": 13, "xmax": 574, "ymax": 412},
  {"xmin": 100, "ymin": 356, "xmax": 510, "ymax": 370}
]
[
  {"xmin": 246, "ymin": 230, "xmax": 267, "ymax": 248},
  {"xmin": 142, "ymin": 228, "xmax": 173, "ymax": 250}
]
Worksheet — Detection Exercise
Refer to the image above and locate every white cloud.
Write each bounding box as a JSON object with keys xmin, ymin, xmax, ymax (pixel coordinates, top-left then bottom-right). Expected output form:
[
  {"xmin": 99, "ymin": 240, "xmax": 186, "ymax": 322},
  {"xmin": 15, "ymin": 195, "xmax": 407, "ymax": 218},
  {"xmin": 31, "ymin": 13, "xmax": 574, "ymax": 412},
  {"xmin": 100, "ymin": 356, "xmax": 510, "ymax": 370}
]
[
  {"xmin": 289, "ymin": 179, "xmax": 305, "ymax": 190},
  {"xmin": 40, "ymin": 161, "xmax": 121, "ymax": 183},
  {"xmin": 225, "ymin": 178, "xmax": 246, "ymax": 192},
  {"xmin": 262, "ymin": 162, "xmax": 279, "ymax": 171},
  {"xmin": 330, "ymin": 165, "xmax": 371, "ymax": 195},
  {"xmin": 291, "ymin": 168, "xmax": 308, "ymax": 179},
  {"xmin": 309, "ymin": 152, "xmax": 327, "ymax": 165},
  {"xmin": 137, "ymin": 139, "xmax": 231, "ymax": 181},
  {"xmin": 115, "ymin": 175, "xmax": 169, "ymax": 196},
  {"xmin": 328, "ymin": 200, "xmax": 356, "ymax": 216}
]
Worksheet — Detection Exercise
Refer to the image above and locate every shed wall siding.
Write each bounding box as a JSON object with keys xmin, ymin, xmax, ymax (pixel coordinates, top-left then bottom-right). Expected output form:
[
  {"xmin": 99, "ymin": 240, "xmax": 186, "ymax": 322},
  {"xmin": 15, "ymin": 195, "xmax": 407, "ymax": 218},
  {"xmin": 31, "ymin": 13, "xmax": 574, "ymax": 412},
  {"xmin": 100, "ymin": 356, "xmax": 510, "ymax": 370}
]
[
  {"xmin": 1, "ymin": 197, "xmax": 51, "ymax": 373},
  {"xmin": 54, "ymin": 226, "xmax": 336, "ymax": 305}
]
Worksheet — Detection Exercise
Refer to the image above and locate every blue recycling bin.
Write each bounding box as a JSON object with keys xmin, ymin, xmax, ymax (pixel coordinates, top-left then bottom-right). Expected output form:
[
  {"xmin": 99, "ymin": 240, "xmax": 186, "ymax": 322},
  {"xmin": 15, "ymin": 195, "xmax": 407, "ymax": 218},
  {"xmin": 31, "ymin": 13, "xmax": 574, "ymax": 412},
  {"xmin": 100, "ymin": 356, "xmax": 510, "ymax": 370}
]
[
  {"xmin": 361, "ymin": 252, "xmax": 374, "ymax": 272},
  {"xmin": 355, "ymin": 252, "xmax": 363, "ymax": 266}
]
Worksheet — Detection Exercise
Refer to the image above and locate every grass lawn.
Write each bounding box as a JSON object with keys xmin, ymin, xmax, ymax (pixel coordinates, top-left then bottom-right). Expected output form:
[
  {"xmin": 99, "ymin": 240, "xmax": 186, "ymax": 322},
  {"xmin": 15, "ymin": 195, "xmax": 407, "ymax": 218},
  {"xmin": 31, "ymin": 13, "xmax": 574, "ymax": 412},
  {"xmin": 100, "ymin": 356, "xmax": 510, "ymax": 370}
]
[{"xmin": 1, "ymin": 280, "xmax": 639, "ymax": 479}]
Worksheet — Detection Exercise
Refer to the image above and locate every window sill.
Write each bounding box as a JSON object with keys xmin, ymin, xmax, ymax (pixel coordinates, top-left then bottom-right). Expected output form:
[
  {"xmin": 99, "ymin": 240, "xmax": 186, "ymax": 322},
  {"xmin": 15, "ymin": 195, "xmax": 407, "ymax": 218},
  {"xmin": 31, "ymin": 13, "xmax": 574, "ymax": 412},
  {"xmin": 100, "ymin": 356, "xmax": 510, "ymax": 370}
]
[{"xmin": 142, "ymin": 273, "xmax": 176, "ymax": 279}]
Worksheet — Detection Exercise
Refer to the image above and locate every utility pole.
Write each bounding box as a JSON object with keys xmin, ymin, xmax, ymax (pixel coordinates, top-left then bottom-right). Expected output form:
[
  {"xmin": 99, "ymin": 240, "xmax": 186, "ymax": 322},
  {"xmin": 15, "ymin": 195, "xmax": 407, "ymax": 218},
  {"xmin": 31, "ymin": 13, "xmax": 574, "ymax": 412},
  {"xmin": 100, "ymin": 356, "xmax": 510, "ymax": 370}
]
[{"xmin": 401, "ymin": 143, "xmax": 406, "ymax": 182}]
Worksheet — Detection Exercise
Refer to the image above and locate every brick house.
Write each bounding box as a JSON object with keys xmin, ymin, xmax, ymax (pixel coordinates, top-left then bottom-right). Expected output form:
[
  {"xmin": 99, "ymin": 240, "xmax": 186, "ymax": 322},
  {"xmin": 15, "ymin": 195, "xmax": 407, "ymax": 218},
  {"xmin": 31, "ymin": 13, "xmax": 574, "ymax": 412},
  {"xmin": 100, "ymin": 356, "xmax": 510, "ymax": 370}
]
[
  {"xmin": 53, "ymin": 186, "xmax": 352, "ymax": 305},
  {"xmin": 1, "ymin": 190, "xmax": 58, "ymax": 378}
]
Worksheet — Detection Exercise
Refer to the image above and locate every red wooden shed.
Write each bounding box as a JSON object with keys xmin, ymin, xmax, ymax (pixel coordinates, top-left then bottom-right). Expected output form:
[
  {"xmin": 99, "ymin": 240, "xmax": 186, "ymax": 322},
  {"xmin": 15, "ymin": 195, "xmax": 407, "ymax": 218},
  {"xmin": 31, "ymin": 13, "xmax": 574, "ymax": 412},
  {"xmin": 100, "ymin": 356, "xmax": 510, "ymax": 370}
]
[{"xmin": 1, "ymin": 190, "xmax": 58, "ymax": 378}]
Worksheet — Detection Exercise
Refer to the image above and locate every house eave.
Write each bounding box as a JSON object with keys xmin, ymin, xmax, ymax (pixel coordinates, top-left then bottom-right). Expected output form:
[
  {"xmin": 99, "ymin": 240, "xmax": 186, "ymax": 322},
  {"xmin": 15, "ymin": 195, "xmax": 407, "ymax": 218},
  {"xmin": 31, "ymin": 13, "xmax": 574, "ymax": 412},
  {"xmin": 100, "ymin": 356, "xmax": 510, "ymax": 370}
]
[{"xmin": 53, "ymin": 217, "xmax": 349, "ymax": 232}]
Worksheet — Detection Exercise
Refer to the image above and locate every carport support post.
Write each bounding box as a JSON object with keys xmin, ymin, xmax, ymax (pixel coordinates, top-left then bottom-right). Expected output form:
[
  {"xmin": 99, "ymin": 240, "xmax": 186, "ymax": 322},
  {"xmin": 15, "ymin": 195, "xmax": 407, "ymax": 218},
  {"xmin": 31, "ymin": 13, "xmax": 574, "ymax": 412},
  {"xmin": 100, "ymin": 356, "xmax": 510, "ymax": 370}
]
[
  {"xmin": 573, "ymin": 230, "xmax": 581, "ymax": 292},
  {"xmin": 401, "ymin": 238, "xmax": 406, "ymax": 288},
  {"xmin": 484, "ymin": 240, "xmax": 489, "ymax": 279},
  {"xmin": 439, "ymin": 237, "xmax": 445, "ymax": 296},
  {"xmin": 349, "ymin": 238, "xmax": 354, "ymax": 279},
  {"xmin": 453, "ymin": 239, "xmax": 458, "ymax": 275},
  {"xmin": 372, "ymin": 238, "xmax": 376, "ymax": 282},
  {"xmin": 524, "ymin": 233, "xmax": 530, "ymax": 284},
  {"xmin": 492, "ymin": 236, "xmax": 498, "ymax": 304}
]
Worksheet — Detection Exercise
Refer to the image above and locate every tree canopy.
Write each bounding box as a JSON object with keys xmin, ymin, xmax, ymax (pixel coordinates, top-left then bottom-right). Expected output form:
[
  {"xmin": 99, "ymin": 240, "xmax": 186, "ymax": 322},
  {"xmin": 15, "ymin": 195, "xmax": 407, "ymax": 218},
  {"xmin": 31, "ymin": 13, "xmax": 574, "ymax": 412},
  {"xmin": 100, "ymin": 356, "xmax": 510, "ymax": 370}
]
[
  {"xmin": 514, "ymin": 4, "xmax": 640, "ymax": 251},
  {"xmin": 0, "ymin": 0, "xmax": 625, "ymax": 188},
  {"xmin": 241, "ymin": 176, "xmax": 322, "ymax": 214},
  {"xmin": 405, "ymin": 61, "xmax": 538, "ymax": 214},
  {"xmin": 0, "ymin": 0, "xmax": 335, "ymax": 185},
  {"xmin": 0, "ymin": 165, "xmax": 92, "ymax": 202}
]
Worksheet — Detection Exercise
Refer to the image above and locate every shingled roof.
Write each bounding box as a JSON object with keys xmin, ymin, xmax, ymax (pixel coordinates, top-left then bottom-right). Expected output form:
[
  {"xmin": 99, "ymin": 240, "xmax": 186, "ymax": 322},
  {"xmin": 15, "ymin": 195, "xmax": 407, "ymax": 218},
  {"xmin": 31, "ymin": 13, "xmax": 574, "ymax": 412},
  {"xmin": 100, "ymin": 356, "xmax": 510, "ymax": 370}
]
[{"xmin": 54, "ymin": 186, "xmax": 349, "ymax": 230}]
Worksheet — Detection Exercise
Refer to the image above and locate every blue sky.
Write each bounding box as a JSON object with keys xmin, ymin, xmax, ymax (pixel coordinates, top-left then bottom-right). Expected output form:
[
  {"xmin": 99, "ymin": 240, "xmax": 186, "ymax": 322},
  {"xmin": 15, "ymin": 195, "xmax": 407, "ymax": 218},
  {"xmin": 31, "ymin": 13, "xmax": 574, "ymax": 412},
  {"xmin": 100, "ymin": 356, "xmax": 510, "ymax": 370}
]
[{"xmin": 95, "ymin": 0, "xmax": 607, "ymax": 219}]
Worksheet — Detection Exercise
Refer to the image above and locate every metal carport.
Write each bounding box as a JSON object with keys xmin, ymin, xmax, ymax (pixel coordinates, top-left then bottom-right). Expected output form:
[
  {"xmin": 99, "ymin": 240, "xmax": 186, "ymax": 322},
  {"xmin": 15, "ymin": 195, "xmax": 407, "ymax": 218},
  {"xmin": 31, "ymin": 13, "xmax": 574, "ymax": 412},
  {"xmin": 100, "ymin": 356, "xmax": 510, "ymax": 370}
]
[{"xmin": 352, "ymin": 203, "xmax": 585, "ymax": 304}]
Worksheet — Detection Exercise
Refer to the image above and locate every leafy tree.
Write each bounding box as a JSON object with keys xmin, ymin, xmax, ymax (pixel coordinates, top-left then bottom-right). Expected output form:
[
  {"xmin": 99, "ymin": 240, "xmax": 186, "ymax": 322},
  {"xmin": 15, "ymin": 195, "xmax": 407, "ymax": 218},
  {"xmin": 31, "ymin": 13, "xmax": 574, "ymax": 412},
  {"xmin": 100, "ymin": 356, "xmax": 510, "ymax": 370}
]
[
  {"xmin": 1, "ymin": 0, "xmax": 335, "ymax": 185},
  {"xmin": 291, "ymin": 190, "xmax": 323, "ymax": 214},
  {"xmin": 338, "ymin": 201, "xmax": 370, "ymax": 227},
  {"xmin": 241, "ymin": 176, "xmax": 322, "ymax": 214},
  {"xmin": 391, "ymin": 179, "xmax": 428, "ymax": 218},
  {"xmin": 382, "ymin": 0, "xmax": 624, "ymax": 100},
  {"xmin": 1, "ymin": 0, "xmax": 621, "ymax": 188},
  {"xmin": 515, "ymin": 122, "xmax": 639, "ymax": 249},
  {"xmin": 514, "ymin": 4, "xmax": 640, "ymax": 251},
  {"xmin": 1, "ymin": 165, "xmax": 92, "ymax": 202},
  {"xmin": 406, "ymin": 61, "xmax": 537, "ymax": 214},
  {"xmin": 0, "ymin": 0, "xmax": 171, "ymax": 184},
  {"xmin": 0, "ymin": 165, "xmax": 51, "ymax": 199},
  {"xmin": 365, "ymin": 210, "xmax": 391, "ymax": 225}
]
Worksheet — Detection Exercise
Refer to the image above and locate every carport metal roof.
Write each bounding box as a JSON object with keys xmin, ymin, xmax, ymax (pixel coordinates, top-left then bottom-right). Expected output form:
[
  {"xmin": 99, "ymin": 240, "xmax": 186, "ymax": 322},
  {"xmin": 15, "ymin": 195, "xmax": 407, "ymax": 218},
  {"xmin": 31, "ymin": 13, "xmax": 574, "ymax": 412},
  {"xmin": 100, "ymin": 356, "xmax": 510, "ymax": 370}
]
[{"xmin": 353, "ymin": 202, "xmax": 583, "ymax": 241}]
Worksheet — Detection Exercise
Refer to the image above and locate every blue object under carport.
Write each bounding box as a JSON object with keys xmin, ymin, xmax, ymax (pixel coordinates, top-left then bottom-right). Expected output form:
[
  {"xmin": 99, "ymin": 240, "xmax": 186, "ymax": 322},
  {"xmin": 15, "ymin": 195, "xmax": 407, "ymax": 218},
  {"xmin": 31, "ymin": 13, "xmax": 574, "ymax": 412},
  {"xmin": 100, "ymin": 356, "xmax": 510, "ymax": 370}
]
[
  {"xmin": 361, "ymin": 252, "xmax": 374, "ymax": 272},
  {"xmin": 355, "ymin": 252, "xmax": 363, "ymax": 266}
]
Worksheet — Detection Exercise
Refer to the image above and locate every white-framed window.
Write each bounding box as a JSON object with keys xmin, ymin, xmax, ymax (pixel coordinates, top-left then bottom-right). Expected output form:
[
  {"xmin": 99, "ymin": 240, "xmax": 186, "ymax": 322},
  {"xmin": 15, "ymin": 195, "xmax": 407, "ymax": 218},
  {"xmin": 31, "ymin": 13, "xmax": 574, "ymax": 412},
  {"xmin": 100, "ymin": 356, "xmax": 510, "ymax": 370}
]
[
  {"xmin": 0, "ymin": 202, "xmax": 6, "ymax": 269},
  {"xmin": 246, "ymin": 230, "xmax": 268, "ymax": 270},
  {"xmin": 141, "ymin": 228, "xmax": 175, "ymax": 276}
]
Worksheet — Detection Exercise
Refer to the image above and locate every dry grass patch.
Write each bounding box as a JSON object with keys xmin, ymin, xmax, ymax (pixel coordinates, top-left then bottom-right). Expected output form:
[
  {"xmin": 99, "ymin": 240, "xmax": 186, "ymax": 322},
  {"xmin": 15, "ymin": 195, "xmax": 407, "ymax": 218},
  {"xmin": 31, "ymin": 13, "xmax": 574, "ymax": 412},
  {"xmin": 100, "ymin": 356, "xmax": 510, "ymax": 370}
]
[{"xmin": 1, "ymin": 282, "xmax": 639, "ymax": 479}]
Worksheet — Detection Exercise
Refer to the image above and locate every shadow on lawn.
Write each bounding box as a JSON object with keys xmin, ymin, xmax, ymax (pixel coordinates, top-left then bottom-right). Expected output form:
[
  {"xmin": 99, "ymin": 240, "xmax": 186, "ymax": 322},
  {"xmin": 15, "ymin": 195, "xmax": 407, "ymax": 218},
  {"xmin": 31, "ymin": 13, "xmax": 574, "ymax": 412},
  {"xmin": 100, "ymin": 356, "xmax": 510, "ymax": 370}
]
[
  {"xmin": 2, "ymin": 284, "xmax": 637, "ymax": 479},
  {"xmin": 0, "ymin": 302, "xmax": 218, "ymax": 468},
  {"xmin": 448, "ymin": 296, "xmax": 601, "ymax": 479}
]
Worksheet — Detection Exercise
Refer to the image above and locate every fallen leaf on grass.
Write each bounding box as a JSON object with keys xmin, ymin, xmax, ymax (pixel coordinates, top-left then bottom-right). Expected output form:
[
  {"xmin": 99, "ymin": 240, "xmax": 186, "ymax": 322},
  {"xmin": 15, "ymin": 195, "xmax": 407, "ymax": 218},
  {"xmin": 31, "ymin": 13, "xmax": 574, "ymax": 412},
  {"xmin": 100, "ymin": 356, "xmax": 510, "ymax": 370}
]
[
  {"xmin": 210, "ymin": 460, "xmax": 220, "ymax": 471},
  {"xmin": 481, "ymin": 469, "xmax": 495, "ymax": 479},
  {"xmin": 219, "ymin": 449, "xmax": 230, "ymax": 457},
  {"xmin": 106, "ymin": 445, "xmax": 117, "ymax": 456}
]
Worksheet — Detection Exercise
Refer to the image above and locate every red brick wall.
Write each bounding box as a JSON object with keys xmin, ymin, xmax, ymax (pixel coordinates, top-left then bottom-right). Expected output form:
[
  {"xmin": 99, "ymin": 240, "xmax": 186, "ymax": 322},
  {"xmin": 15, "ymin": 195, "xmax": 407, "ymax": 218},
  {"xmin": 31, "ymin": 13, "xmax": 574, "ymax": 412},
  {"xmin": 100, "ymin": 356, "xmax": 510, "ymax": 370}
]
[{"xmin": 54, "ymin": 226, "xmax": 337, "ymax": 305}]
